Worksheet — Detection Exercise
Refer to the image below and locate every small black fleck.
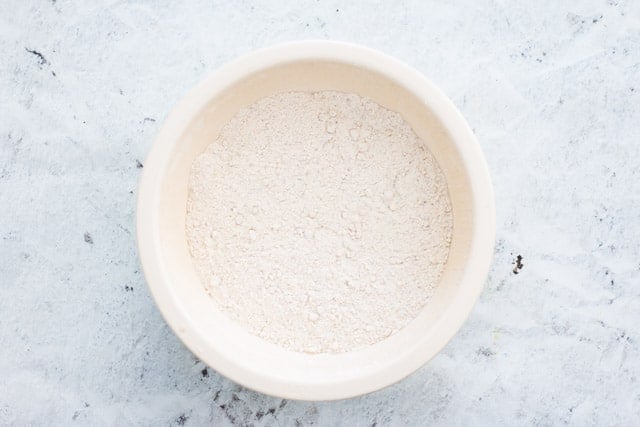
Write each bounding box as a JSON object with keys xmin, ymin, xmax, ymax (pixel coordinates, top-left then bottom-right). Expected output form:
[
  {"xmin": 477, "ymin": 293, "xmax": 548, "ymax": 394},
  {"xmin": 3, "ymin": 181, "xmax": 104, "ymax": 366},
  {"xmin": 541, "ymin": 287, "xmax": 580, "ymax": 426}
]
[
  {"xmin": 143, "ymin": 117, "xmax": 156, "ymax": 123},
  {"xmin": 542, "ymin": 52, "xmax": 547, "ymax": 56},
  {"xmin": 201, "ymin": 367, "xmax": 209, "ymax": 377},
  {"xmin": 267, "ymin": 407, "xmax": 276, "ymax": 415},
  {"xmin": 336, "ymin": 8, "xmax": 339, "ymax": 12},
  {"xmin": 213, "ymin": 390, "xmax": 220, "ymax": 401},
  {"xmin": 136, "ymin": 159, "xmax": 144, "ymax": 169},
  {"xmin": 83, "ymin": 402, "xmax": 90, "ymax": 408},
  {"xmin": 569, "ymin": 407, "xmax": 574, "ymax": 413},
  {"xmin": 512, "ymin": 255, "xmax": 523, "ymax": 274},
  {"xmin": 631, "ymin": 87, "xmax": 635, "ymax": 92},
  {"xmin": 84, "ymin": 232, "xmax": 93, "ymax": 244},
  {"xmin": 129, "ymin": 190, "xmax": 133, "ymax": 194},
  {"xmin": 176, "ymin": 414, "xmax": 189, "ymax": 425},
  {"xmin": 51, "ymin": 71, "xmax": 56, "ymax": 76},
  {"xmin": 256, "ymin": 410, "xmax": 265, "ymax": 420},
  {"xmin": 25, "ymin": 48, "xmax": 47, "ymax": 66},
  {"xmin": 219, "ymin": 404, "xmax": 227, "ymax": 410},
  {"xmin": 72, "ymin": 411, "xmax": 80, "ymax": 420},
  {"xmin": 231, "ymin": 393, "xmax": 240, "ymax": 402},
  {"xmin": 124, "ymin": 285, "xmax": 133, "ymax": 292}
]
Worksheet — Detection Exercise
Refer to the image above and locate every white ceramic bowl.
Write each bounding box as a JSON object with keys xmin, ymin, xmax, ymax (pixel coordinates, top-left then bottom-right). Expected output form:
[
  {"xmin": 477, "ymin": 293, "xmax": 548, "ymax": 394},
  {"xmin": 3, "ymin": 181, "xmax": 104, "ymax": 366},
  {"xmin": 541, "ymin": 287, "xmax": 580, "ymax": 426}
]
[{"xmin": 137, "ymin": 41, "xmax": 495, "ymax": 401}]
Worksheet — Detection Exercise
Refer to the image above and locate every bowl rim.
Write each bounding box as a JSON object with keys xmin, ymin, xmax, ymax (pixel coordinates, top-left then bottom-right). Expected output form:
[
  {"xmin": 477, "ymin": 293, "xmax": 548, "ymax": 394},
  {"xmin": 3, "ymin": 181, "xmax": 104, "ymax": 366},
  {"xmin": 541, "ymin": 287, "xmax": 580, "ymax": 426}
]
[{"xmin": 137, "ymin": 40, "xmax": 495, "ymax": 401}]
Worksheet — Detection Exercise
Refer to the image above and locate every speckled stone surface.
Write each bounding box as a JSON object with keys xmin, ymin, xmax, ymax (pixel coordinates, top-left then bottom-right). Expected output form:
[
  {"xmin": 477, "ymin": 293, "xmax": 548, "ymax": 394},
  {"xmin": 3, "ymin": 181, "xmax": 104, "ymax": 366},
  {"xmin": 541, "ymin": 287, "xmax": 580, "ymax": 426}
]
[{"xmin": 2, "ymin": 1, "xmax": 639, "ymax": 425}]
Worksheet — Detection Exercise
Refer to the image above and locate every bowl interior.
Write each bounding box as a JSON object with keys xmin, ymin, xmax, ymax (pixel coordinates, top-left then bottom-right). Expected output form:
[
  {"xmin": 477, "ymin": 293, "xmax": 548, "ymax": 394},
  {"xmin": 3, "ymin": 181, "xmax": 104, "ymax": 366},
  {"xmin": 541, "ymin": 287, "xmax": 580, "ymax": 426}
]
[{"xmin": 144, "ymin": 54, "xmax": 482, "ymax": 399}]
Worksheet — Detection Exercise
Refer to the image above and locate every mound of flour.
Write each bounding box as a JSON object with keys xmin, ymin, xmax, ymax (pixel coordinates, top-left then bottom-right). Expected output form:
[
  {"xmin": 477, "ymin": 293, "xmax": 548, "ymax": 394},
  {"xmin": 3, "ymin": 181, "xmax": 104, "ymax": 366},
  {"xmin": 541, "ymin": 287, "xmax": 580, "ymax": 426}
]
[{"xmin": 186, "ymin": 91, "xmax": 452, "ymax": 354}]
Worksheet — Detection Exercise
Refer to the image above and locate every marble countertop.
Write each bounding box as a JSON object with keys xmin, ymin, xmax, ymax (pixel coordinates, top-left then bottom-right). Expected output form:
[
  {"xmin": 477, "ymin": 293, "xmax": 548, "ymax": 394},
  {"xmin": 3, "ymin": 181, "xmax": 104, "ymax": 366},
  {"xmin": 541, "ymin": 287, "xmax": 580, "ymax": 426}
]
[{"xmin": 2, "ymin": 0, "xmax": 639, "ymax": 425}]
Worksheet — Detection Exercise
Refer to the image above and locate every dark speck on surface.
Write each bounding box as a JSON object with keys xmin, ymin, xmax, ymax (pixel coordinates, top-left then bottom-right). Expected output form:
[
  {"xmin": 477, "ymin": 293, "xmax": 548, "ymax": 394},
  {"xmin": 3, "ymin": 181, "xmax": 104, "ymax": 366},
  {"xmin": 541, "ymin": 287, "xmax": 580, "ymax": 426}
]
[
  {"xmin": 201, "ymin": 367, "xmax": 208, "ymax": 377},
  {"xmin": 136, "ymin": 159, "xmax": 144, "ymax": 169},
  {"xmin": 477, "ymin": 346, "xmax": 495, "ymax": 357},
  {"xmin": 219, "ymin": 402, "xmax": 237, "ymax": 424},
  {"xmin": 25, "ymin": 48, "xmax": 47, "ymax": 66},
  {"xmin": 124, "ymin": 285, "xmax": 133, "ymax": 292},
  {"xmin": 512, "ymin": 254, "xmax": 524, "ymax": 274},
  {"xmin": 83, "ymin": 232, "xmax": 93, "ymax": 244},
  {"xmin": 175, "ymin": 414, "xmax": 189, "ymax": 425}
]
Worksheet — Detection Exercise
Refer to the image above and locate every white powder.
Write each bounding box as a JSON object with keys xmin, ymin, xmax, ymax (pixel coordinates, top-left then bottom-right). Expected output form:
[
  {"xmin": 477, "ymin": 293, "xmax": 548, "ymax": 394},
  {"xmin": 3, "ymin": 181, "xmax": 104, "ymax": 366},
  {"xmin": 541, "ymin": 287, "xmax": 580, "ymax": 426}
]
[{"xmin": 186, "ymin": 91, "xmax": 453, "ymax": 354}]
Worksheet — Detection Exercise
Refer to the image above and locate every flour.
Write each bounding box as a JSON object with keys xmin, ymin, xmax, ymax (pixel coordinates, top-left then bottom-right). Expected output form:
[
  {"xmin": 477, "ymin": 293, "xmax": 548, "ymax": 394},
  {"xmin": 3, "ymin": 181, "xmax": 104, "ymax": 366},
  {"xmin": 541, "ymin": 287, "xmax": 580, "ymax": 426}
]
[{"xmin": 185, "ymin": 91, "xmax": 453, "ymax": 354}]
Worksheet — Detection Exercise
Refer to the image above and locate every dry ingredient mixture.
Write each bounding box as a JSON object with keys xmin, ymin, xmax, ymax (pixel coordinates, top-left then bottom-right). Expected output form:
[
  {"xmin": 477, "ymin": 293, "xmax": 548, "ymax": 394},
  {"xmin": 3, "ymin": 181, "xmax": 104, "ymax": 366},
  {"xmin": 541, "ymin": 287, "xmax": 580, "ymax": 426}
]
[{"xmin": 186, "ymin": 91, "xmax": 453, "ymax": 354}]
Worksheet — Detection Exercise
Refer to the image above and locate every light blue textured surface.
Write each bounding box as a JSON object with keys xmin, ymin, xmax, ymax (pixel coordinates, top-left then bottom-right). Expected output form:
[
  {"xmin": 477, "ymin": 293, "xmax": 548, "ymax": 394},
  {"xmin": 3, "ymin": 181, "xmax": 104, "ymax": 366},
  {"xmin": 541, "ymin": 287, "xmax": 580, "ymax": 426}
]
[{"xmin": 1, "ymin": 0, "xmax": 639, "ymax": 425}]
